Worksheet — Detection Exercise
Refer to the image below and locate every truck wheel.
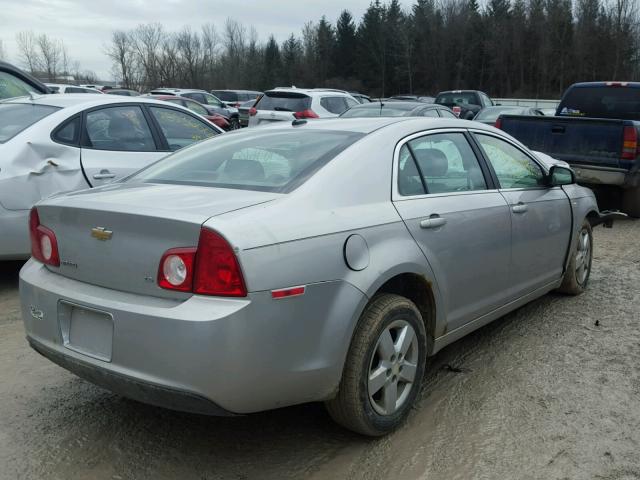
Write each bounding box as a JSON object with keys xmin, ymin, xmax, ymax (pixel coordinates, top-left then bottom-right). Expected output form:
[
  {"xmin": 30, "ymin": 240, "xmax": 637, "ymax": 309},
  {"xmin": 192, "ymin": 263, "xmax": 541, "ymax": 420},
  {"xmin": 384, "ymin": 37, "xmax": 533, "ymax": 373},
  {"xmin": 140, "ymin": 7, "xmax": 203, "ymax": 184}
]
[
  {"xmin": 622, "ymin": 186, "xmax": 640, "ymax": 218},
  {"xmin": 557, "ymin": 219, "xmax": 593, "ymax": 295},
  {"xmin": 325, "ymin": 294, "xmax": 426, "ymax": 436}
]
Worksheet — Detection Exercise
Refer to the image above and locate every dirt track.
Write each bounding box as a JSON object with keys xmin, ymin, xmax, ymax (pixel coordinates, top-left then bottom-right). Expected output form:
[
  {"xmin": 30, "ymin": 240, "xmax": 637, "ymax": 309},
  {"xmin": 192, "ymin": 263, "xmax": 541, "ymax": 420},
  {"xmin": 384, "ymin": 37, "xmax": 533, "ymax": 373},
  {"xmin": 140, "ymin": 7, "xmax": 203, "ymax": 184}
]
[{"xmin": 1, "ymin": 220, "xmax": 639, "ymax": 480}]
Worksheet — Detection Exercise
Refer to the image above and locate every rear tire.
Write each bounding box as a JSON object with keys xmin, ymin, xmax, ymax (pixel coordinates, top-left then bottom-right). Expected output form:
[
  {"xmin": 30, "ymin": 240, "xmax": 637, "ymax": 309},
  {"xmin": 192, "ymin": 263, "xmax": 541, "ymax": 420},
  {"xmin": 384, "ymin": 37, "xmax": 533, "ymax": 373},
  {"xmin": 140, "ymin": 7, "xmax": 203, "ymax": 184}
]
[
  {"xmin": 557, "ymin": 219, "xmax": 593, "ymax": 295},
  {"xmin": 325, "ymin": 294, "xmax": 427, "ymax": 436},
  {"xmin": 622, "ymin": 186, "xmax": 640, "ymax": 218},
  {"xmin": 229, "ymin": 117, "xmax": 240, "ymax": 130}
]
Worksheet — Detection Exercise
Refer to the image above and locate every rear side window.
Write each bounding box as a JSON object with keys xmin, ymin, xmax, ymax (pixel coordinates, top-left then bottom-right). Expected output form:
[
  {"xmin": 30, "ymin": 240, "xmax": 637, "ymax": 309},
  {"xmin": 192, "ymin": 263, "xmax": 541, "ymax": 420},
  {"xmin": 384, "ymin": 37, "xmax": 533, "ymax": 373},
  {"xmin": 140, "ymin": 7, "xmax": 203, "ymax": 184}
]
[
  {"xmin": 52, "ymin": 116, "xmax": 81, "ymax": 145},
  {"xmin": 85, "ymin": 105, "xmax": 156, "ymax": 151},
  {"xmin": 212, "ymin": 91, "xmax": 237, "ymax": 102},
  {"xmin": 439, "ymin": 109, "xmax": 457, "ymax": 118},
  {"xmin": 255, "ymin": 93, "xmax": 311, "ymax": 112},
  {"xmin": 421, "ymin": 109, "xmax": 440, "ymax": 118},
  {"xmin": 148, "ymin": 107, "xmax": 218, "ymax": 151},
  {"xmin": 66, "ymin": 87, "xmax": 92, "ymax": 93},
  {"xmin": 130, "ymin": 130, "xmax": 364, "ymax": 192},
  {"xmin": 558, "ymin": 86, "xmax": 640, "ymax": 120},
  {"xmin": 0, "ymin": 103, "xmax": 60, "ymax": 143},
  {"xmin": 398, "ymin": 133, "xmax": 487, "ymax": 195},
  {"xmin": 321, "ymin": 96, "xmax": 350, "ymax": 114}
]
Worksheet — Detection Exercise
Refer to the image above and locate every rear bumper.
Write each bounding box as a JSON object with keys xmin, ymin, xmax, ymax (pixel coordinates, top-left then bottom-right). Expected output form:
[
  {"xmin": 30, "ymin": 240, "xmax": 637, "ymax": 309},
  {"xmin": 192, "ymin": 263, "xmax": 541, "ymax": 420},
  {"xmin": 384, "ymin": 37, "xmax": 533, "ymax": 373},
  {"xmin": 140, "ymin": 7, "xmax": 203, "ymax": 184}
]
[
  {"xmin": 0, "ymin": 206, "xmax": 30, "ymax": 260},
  {"xmin": 28, "ymin": 337, "xmax": 233, "ymax": 415},
  {"xmin": 571, "ymin": 164, "xmax": 638, "ymax": 187},
  {"xmin": 20, "ymin": 260, "xmax": 366, "ymax": 414}
]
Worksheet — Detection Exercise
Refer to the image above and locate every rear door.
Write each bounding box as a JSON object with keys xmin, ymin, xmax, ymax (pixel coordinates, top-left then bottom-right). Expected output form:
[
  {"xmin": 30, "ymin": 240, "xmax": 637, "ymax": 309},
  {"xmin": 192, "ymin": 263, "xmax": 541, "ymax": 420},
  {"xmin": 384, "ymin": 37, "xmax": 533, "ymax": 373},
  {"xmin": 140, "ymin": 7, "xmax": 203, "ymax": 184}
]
[
  {"xmin": 392, "ymin": 130, "xmax": 512, "ymax": 332},
  {"xmin": 472, "ymin": 131, "xmax": 572, "ymax": 299},
  {"xmin": 250, "ymin": 91, "xmax": 311, "ymax": 126},
  {"xmin": 80, "ymin": 104, "xmax": 166, "ymax": 186}
]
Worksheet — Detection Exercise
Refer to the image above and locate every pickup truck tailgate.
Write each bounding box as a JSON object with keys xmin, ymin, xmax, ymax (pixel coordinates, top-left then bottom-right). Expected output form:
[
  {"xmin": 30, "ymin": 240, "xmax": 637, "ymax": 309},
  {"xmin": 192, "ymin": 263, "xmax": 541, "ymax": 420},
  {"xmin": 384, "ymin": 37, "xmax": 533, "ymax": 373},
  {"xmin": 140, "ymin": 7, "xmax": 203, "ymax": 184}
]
[{"xmin": 499, "ymin": 115, "xmax": 628, "ymax": 169}]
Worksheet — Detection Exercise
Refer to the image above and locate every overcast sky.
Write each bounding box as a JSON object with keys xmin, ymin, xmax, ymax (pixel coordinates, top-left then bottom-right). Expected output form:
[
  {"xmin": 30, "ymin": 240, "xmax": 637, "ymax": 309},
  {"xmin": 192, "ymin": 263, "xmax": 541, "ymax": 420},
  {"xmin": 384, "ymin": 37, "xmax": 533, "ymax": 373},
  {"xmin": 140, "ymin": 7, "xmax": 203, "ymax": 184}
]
[{"xmin": 0, "ymin": 0, "xmax": 412, "ymax": 80}]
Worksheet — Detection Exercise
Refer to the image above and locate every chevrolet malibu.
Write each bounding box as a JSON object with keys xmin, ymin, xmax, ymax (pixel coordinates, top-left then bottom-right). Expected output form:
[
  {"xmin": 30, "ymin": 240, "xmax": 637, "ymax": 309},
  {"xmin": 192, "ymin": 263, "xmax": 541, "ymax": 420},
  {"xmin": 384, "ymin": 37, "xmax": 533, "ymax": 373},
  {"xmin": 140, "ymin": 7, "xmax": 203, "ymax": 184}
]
[{"xmin": 21, "ymin": 117, "xmax": 601, "ymax": 436}]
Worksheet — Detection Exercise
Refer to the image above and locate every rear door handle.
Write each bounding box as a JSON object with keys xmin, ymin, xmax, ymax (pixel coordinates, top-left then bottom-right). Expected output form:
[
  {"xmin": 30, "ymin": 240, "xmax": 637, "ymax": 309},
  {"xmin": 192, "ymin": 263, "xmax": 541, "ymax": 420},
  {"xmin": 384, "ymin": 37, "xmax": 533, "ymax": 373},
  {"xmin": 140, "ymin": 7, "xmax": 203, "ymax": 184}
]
[
  {"xmin": 551, "ymin": 125, "xmax": 566, "ymax": 134},
  {"xmin": 93, "ymin": 170, "xmax": 116, "ymax": 180},
  {"xmin": 511, "ymin": 203, "xmax": 528, "ymax": 214},
  {"xmin": 420, "ymin": 215, "xmax": 447, "ymax": 229}
]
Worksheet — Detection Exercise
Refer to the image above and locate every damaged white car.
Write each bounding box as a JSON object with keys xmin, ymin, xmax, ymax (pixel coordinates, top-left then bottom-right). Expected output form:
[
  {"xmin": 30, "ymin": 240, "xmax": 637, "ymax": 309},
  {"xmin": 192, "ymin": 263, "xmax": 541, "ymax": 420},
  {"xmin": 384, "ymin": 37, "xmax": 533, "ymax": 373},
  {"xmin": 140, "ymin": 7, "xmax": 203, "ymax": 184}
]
[{"xmin": 0, "ymin": 94, "xmax": 222, "ymax": 259}]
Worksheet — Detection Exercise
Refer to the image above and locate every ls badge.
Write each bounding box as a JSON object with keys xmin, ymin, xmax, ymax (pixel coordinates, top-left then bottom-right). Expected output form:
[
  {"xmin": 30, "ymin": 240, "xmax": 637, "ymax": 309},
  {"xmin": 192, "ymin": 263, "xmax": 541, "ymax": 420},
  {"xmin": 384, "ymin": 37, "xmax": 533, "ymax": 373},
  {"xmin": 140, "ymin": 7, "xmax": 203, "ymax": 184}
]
[
  {"xmin": 91, "ymin": 227, "xmax": 113, "ymax": 241},
  {"xmin": 29, "ymin": 305, "xmax": 44, "ymax": 320}
]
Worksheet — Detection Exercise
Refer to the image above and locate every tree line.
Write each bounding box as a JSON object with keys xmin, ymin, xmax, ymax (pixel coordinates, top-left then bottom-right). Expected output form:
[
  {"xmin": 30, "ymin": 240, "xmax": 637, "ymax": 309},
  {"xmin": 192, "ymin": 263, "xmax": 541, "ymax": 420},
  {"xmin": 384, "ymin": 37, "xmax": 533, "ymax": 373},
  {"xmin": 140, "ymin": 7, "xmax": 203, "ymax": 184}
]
[{"xmin": 12, "ymin": 0, "xmax": 640, "ymax": 98}]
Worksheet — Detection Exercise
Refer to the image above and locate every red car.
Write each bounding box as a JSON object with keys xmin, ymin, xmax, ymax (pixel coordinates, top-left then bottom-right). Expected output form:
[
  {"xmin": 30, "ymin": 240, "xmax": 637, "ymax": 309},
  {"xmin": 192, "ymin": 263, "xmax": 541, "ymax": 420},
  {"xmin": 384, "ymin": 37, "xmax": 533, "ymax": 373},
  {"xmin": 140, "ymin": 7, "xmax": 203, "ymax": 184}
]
[{"xmin": 150, "ymin": 95, "xmax": 231, "ymax": 130}]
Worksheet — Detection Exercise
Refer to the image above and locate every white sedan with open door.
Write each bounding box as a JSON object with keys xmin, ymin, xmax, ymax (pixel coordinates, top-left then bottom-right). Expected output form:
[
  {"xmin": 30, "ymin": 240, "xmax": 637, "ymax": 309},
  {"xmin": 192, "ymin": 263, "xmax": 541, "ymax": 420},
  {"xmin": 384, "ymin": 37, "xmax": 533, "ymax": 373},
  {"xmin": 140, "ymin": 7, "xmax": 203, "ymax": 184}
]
[{"xmin": 0, "ymin": 94, "xmax": 222, "ymax": 259}]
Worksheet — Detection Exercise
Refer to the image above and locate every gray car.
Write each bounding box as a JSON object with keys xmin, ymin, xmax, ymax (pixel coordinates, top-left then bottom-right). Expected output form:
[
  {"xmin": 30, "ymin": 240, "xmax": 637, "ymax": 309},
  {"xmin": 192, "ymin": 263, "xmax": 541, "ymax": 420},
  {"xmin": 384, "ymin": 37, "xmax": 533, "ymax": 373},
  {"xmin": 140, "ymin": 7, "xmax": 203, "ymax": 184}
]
[{"xmin": 20, "ymin": 117, "xmax": 605, "ymax": 436}]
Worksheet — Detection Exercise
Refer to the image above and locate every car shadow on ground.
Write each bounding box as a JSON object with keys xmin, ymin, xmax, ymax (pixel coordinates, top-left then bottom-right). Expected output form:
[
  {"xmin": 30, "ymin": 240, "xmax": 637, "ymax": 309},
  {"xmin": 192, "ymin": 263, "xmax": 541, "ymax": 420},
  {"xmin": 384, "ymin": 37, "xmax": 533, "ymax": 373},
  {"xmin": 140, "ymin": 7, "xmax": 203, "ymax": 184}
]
[{"xmin": 0, "ymin": 261, "xmax": 24, "ymax": 290}]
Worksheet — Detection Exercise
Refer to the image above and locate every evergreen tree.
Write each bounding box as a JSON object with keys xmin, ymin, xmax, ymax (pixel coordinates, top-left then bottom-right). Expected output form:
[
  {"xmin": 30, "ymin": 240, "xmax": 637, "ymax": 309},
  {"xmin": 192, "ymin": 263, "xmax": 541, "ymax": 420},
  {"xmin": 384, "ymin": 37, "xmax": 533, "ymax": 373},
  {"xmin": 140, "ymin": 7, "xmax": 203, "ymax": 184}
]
[{"xmin": 334, "ymin": 10, "xmax": 357, "ymax": 79}]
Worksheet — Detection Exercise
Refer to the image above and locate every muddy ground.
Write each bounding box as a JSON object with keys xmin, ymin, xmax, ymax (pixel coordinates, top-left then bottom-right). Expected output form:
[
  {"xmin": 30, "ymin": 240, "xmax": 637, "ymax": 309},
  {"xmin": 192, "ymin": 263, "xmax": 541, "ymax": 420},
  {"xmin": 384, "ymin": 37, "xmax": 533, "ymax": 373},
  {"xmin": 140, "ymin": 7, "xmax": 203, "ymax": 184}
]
[{"xmin": 1, "ymin": 220, "xmax": 639, "ymax": 480}]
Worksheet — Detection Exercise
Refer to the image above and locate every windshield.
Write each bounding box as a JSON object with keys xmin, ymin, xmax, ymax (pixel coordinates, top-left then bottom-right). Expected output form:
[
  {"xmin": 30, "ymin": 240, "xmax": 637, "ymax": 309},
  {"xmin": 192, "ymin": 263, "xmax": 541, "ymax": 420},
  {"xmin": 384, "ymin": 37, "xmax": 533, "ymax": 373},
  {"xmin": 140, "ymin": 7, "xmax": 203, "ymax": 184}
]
[
  {"xmin": 436, "ymin": 92, "xmax": 480, "ymax": 106},
  {"xmin": 0, "ymin": 72, "xmax": 42, "ymax": 100},
  {"xmin": 340, "ymin": 104, "xmax": 414, "ymax": 118},
  {"xmin": 0, "ymin": 103, "xmax": 60, "ymax": 143},
  {"xmin": 475, "ymin": 107, "xmax": 528, "ymax": 121},
  {"xmin": 557, "ymin": 86, "xmax": 640, "ymax": 120},
  {"xmin": 129, "ymin": 129, "xmax": 364, "ymax": 192},
  {"xmin": 212, "ymin": 91, "xmax": 237, "ymax": 102}
]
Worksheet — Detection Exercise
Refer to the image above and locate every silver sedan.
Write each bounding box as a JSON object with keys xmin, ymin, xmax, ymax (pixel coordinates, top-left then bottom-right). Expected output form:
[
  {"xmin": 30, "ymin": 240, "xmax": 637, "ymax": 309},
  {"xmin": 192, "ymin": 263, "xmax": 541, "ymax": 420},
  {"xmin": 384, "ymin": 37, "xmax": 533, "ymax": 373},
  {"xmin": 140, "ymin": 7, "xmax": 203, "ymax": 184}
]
[
  {"xmin": 20, "ymin": 117, "xmax": 603, "ymax": 436},
  {"xmin": 0, "ymin": 94, "xmax": 221, "ymax": 260}
]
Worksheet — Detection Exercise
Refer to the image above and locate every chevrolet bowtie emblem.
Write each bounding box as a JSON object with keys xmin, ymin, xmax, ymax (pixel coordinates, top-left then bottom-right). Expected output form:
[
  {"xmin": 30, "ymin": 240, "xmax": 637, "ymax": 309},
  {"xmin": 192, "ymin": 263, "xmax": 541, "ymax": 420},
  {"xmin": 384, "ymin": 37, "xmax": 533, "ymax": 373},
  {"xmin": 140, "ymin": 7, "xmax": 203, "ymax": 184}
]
[{"xmin": 91, "ymin": 227, "xmax": 113, "ymax": 241}]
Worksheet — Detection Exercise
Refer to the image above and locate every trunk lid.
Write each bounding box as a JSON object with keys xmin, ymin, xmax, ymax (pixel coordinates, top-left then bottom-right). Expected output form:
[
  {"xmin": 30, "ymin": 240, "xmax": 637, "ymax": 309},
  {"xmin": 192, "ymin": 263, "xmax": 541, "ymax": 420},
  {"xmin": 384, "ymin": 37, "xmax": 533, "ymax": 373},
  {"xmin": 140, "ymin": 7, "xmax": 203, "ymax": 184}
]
[{"xmin": 36, "ymin": 182, "xmax": 280, "ymax": 298}]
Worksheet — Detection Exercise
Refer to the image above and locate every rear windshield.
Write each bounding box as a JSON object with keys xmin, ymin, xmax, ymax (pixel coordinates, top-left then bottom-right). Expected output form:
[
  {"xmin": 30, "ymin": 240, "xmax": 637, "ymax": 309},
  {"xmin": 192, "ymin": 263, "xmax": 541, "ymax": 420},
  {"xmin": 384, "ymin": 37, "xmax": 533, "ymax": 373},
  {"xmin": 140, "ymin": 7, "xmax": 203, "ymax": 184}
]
[
  {"xmin": 129, "ymin": 129, "xmax": 364, "ymax": 192},
  {"xmin": 475, "ymin": 107, "xmax": 528, "ymax": 121},
  {"xmin": 0, "ymin": 71, "xmax": 41, "ymax": 100},
  {"xmin": 557, "ymin": 86, "xmax": 640, "ymax": 120},
  {"xmin": 435, "ymin": 92, "xmax": 480, "ymax": 106},
  {"xmin": 341, "ymin": 104, "xmax": 414, "ymax": 118},
  {"xmin": 255, "ymin": 92, "xmax": 311, "ymax": 112},
  {"xmin": 0, "ymin": 103, "xmax": 60, "ymax": 143},
  {"xmin": 212, "ymin": 91, "xmax": 238, "ymax": 102}
]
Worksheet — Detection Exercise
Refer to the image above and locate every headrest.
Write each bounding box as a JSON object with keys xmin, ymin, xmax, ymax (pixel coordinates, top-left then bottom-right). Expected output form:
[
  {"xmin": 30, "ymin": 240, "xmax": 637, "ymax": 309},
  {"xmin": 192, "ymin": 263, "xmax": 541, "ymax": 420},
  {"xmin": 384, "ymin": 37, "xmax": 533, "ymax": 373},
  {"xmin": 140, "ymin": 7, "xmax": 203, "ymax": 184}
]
[
  {"xmin": 413, "ymin": 148, "xmax": 448, "ymax": 177},
  {"xmin": 223, "ymin": 159, "xmax": 265, "ymax": 181}
]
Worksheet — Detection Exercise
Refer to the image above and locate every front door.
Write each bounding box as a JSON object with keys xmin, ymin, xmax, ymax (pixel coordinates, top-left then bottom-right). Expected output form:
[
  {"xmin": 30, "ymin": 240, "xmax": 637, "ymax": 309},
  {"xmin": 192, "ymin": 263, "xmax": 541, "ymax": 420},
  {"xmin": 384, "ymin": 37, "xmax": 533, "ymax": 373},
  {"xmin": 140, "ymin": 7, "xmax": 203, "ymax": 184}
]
[
  {"xmin": 473, "ymin": 132, "xmax": 572, "ymax": 299},
  {"xmin": 392, "ymin": 131, "xmax": 512, "ymax": 332}
]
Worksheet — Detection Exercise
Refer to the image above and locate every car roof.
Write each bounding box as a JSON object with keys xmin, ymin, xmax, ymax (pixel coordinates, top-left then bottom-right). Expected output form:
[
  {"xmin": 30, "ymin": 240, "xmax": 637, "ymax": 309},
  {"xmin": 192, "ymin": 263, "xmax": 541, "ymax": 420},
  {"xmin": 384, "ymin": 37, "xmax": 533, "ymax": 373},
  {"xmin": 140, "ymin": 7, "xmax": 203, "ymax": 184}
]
[
  {"xmin": 267, "ymin": 88, "xmax": 354, "ymax": 97},
  {"xmin": 2, "ymin": 93, "xmax": 185, "ymax": 109},
  {"xmin": 252, "ymin": 116, "xmax": 493, "ymax": 135}
]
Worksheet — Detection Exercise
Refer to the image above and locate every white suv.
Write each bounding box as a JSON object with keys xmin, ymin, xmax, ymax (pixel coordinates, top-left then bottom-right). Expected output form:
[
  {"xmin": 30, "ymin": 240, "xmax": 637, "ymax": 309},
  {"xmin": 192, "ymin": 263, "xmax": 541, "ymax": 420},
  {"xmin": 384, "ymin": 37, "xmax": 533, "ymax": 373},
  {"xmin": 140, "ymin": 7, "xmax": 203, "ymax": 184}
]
[{"xmin": 248, "ymin": 88, "xmax": 359, "ymax": 127}]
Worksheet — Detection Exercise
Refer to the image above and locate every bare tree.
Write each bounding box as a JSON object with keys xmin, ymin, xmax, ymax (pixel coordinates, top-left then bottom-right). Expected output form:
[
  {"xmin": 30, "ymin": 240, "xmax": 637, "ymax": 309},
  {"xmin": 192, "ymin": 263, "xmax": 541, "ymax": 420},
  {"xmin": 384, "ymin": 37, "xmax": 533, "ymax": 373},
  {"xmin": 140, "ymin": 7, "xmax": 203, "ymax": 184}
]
[
  {"xmin": 16, "ymin": 31, "xmax": 39, "ymax": 73},
  {"xmin": 0, "ymin": 40, "xmax": 6, "ymax": 61}
]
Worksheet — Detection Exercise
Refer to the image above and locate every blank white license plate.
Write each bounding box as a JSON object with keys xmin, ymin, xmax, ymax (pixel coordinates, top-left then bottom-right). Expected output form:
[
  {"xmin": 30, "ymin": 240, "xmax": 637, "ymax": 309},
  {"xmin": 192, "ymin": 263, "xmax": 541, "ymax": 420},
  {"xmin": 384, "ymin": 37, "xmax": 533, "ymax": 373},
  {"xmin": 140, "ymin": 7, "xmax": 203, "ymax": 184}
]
[{"xmin": 59, "ymin": 302, "xmax": 113, "ymax": 362}]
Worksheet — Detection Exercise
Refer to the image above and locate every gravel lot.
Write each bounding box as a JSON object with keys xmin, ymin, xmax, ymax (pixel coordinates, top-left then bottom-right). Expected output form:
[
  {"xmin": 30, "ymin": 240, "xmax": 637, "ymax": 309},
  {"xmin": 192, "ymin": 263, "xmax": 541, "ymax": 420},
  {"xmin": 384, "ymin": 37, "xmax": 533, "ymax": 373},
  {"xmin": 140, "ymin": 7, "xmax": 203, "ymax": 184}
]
[{"xmin": 1, "ymin": 219, "xmax": 639, "ymax": 480}]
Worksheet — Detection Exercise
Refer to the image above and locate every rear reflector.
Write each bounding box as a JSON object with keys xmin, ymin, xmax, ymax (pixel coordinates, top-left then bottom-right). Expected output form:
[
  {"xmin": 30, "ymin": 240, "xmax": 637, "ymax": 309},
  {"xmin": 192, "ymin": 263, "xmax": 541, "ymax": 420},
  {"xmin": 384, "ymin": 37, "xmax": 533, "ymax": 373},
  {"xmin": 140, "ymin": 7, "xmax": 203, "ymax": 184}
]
[
  {"xmin": 29, "ymin": 208, "xmax": 60, "ymax": 266},
  {"xmin": 494, "ymin": 117, "xmax": 502, "ymax": 129},
  {"xmin": 622, "ymin": 126, "xmax": 638, "ymax": 160},
  {"xmin": 452, "ymin": 106, "xmax": 462, "ymax": 117},
  {"xmin": 249, "ymin": 107, "xmax": 257, "ymax": 116},
  {"xmin": 271, "ymin": 286, "xmax": 306, "ymax": 299}
]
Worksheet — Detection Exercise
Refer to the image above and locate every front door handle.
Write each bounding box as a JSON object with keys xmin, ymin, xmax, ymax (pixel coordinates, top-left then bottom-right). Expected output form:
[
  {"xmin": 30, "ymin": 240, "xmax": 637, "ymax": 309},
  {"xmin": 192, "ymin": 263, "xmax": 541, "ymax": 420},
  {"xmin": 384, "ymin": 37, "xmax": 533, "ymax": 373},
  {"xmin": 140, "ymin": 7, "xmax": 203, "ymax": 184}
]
[
  {"xmin": 93, "ymin": 170, "xmax": 116, "ymax": 180},
  {"xmin": 420, "ymin": 215, "xmax": 447, "ymax": 229},
  {"xmin": 512, "ymin": 202, "xmax": 528, "ymax": 214}
]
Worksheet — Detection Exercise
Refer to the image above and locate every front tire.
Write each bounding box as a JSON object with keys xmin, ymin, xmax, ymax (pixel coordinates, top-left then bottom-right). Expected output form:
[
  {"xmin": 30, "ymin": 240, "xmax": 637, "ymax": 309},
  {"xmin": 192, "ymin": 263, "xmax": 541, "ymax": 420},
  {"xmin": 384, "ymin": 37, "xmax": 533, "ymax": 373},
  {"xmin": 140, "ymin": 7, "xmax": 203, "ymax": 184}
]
[
  {"xmin": 326, "ymin": 294, "xmax": 427, "ymax": 436},
  {"xmin": 558, "ymin": 219, "xmax": 593, "ymax": 295},
  {"xmin": 229, "ymin": 117, "xmax": 240, "ymax": 130}
]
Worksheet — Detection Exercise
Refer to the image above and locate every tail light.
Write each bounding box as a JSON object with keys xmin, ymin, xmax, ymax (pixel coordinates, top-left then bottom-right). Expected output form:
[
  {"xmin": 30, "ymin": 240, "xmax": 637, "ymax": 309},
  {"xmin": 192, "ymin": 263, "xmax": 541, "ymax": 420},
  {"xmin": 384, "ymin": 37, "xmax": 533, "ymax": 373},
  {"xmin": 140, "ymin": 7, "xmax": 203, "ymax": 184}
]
[
  {"xmin": 622, "ymin": 126, "xmax": 638, "ymax": 160},
  {"xmin": 294, "ymin": 109, "xmax": 319, "ymax": 119},
  {"xmin": 158, "ymin": 228, "xmax": 247, "ymax": 297},
  {"xmin": 494, "ymin": 117, "xmax": 502, "ymax": 129},
  {"xmin": 249, "ymin": 107, "xmax": 257, "ymax": 116},
  {"xmin": 452, "ymin": 106, "xmax": 462, "ymax": 117},
  {"xmin": 29, "ymin": 208, "xmax": 60, "ymax": 266}
]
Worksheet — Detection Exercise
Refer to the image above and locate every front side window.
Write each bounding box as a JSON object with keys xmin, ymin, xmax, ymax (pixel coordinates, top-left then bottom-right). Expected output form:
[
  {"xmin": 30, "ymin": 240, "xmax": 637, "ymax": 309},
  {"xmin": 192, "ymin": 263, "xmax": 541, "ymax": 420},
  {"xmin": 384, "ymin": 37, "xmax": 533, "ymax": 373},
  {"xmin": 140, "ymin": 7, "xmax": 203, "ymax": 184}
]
[
  {"xmin": 475, "ymin": 134, "xmax": 544, "ymax": 189},
  {"xmin": 85, "ymin": 105, "xmax": 156, "ymax": 151},
  {"xmin": 149, "ymin": 107, "xmax": 218, "ymax": 151},
  {"xmin": 421, "ymin": 109, "xmax": 440, "ymax": 118},
  {"xmin": 182, "ymin": 100, "xmax": 208, "ymax": 116},
  {"xmin": 439, "ymin": 109, "xmax": 457, "ymax": 118},
  {"xmin": 0, "ymin": 103, "xmax": 60, "ymax": 143},
  {"xmin": 398, "ymin": 132, "xmax": 487, "ymax": 195},
  {"xmin": 130, "ymin": 130, "xmax": 364, "ymax": 192}
]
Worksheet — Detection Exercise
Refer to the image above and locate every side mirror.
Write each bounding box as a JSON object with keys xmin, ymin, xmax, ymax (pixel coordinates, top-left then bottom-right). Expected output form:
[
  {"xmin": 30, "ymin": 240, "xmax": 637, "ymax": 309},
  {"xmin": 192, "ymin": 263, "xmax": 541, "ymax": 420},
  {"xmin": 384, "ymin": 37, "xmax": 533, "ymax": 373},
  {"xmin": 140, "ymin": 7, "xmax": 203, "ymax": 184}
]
[{"xmin": 548, "ymin": 165, "xmax": 575, "ymax": 186}]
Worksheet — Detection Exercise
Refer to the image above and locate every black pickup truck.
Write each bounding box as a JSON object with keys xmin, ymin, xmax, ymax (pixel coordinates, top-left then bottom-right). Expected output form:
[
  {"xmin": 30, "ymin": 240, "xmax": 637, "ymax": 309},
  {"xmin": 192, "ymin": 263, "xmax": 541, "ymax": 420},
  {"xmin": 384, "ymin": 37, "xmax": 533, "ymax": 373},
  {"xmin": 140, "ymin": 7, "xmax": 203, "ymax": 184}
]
[
  {"xmin": 0, "ymin": 61, "xmax": 49, "ymax": 100},
  {"xmin": 496, "ymin": 82, "xmax": 640, "ymax": 216}
]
